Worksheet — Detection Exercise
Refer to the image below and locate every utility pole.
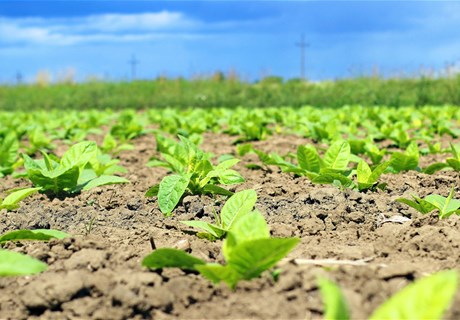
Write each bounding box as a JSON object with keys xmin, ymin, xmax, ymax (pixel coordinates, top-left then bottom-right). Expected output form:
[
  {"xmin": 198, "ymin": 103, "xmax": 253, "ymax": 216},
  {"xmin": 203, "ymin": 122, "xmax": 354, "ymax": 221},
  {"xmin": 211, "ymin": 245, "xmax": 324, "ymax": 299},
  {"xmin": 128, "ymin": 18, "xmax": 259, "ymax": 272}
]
[
  {"xmin": 16, "ymin": 71, "xmax": 23, "ymax": 85},
  {"xmin": 128, "ymin": 54, "xmax": 139, "ymax": 81},
  {"xmin": 295, "ymin": 34, "xmax": 309, "ymax": 80}
]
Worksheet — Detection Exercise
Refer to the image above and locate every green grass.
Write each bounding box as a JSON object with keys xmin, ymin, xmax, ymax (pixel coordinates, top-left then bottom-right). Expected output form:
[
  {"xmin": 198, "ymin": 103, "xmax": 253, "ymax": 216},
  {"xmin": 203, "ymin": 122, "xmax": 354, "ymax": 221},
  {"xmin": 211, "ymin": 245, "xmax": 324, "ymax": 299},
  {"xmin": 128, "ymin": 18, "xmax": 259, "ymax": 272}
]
[{"xmin": 2, "ymin": 75, "xmax": 460, "ymax": 110}]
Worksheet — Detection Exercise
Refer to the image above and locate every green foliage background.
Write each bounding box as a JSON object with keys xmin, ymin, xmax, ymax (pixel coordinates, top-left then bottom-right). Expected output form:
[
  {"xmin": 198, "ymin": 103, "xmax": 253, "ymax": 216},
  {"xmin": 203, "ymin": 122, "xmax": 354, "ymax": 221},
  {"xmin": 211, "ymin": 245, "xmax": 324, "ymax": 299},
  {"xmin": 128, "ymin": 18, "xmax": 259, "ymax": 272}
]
[{"xmin": 2, "ymin": 75, "xmax": 460, "ymax": 110}]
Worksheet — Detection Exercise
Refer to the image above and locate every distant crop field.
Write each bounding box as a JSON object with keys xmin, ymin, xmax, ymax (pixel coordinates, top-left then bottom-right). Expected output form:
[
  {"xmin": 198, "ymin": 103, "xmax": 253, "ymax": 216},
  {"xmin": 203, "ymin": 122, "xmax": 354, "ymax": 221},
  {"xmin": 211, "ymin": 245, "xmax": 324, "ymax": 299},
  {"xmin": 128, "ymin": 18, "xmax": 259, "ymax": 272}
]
[
  {"xmin": 0, "ymin": 105, "xmax": 459, "ymax": 319},
  {"xmin": 1, "ymin": 75, "xmax": 460, "ymax": 110}
]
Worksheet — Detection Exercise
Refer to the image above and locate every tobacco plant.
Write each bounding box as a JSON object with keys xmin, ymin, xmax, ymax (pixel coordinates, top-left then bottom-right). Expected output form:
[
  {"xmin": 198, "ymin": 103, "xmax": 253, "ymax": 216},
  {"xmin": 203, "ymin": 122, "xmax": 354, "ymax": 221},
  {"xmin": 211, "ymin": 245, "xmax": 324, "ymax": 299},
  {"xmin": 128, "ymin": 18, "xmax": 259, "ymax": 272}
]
[
  {"xmin": 22, "ymin": 141, "xmax": 129, "ymax": 196},
  {"xmin": 0, "ymin": 187, "xmax": 41, "ymax": 211},
  {"xmin": 181, "ymin": 189, "xmax": 257, "ymax": 240},
  {"xmin": 146, "ymin": 135, "xmax": 244, "ymax": 215},
  {"xmin": 397, "ymin": 187, "xmax": 460, "ymax": 219},
  {"xmin": 143, "ymin": 208, "xmax": 299, "ymax": 289},
  {"xmin": 0, "ymin": 229, "xmax": 69, "ymax": 276},
  {"xmin": 319, "ymin": 270, "xmax": 458, "ymax": 320}
]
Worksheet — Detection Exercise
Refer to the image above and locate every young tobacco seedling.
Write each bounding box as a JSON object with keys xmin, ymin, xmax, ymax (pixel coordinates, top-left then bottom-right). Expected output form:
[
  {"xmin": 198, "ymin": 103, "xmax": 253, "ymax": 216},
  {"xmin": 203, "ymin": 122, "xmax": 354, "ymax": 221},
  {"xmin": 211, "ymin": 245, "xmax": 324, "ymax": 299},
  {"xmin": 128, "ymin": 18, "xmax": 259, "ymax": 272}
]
[
  {"xmin": 356, "ymin": 160, "xmax": 391, "ymax": 192},
  {"xmin": 146, "ymin": 135, "xmax": 244, "ymax": 216},
  {"xmin": 388, "ymin": 142, "xmax": 420, "ymax": 173},
  {"xmin": 0, "ymin": 229, "xmax": 70, "ymax": 276},
  {"xmin": 397, "ymin": 187, "xmax": 460, "ymax": 219},
  {"xmin": 23, "ymin": 141, "xmax": 129, "ymax": 196},
  {"xmin": 142, "ymin": 210, "xmax": 299, "ymax": 289},
  {"xmin": 254, "ymin": 140, "xmax": 355, "ymax": 189},
  {"xmin": 423, "ymin": 143, "xmax": 460, "ymax": 174},
  {"xmin": 0, "ymin": 187, "xmax": 41, "ymax": 211},
  {"xmin": 181, "ymin": 189, "xmax": 257, "ymax": 240},
  {"xmin": 319, "ymin": 270, "xmax": 458, "ymax": 320}
]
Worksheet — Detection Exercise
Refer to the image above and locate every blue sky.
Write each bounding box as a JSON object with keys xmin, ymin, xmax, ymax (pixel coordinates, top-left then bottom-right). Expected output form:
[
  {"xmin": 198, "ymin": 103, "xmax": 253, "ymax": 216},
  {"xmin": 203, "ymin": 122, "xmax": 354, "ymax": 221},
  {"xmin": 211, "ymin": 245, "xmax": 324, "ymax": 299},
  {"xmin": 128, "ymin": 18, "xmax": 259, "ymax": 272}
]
[{"xmin": 1, "ymin": 1, "xmax": 460, "ymax": 83}]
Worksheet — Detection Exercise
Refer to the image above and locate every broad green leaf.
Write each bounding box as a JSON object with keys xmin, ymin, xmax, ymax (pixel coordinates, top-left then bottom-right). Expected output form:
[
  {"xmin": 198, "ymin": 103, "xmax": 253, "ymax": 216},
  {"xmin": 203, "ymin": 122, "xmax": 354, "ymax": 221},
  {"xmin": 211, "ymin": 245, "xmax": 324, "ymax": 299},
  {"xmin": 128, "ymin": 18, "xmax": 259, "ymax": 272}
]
[
  {"xmin": 145, "ymin": 184, "xmax": 160, "ymax": 197},
  {"xmin": 446, "ymin": 159, "xmax": 460, "ymax": 171},
  {"xmin": 80, "ymin": 175, "xmax": 129, "ymax": 191},
  {"xmin": 297, "ymin": 145, "xmax": 321, "ymax": 173},
  {"xmin": 221, "ymin": 189, "xmax": 257, "ymax": 230},
  {"xmin": 142, "ymin": 248, "xmax": 206, "ymax": 271},
  {"xmin": 226, "ymin": 238, "xmax": 300, "ymax": 280},
  {"xmin": 214, "ymin": 158, "xmax": 240, "ymax": 171},
  {"xmin": 226, "ymin": 211, "xmax": 269, "ymax": 245},
  {"xmin": 390, "ymin": 142, "xmax": 419, "ymax": 173},
  {"xmin": 161, "ymin": 153, "xmax": 186, "ymax": 173},
  {"xmin": 0, "ymin": 229, "xmax": 69, "ymax": 244},
  {"xmin": 158, "ymin": 174, "xmax": 191, "ymax": 215},
  {"xmin": 312, "ymin": 171, "xmax": 354, "ymax": 188},
  {"xmin": 0, "ymin": 187, "xmax": 41, "ymax": 211},
  {"xmin": 0, "ymin": 249, "xmax": 47, "ymax": 276},
  {"xmin": 202, "ymin": 184, "xmax": 234, "ymax": 196},
  {"xmin": 28, "ymin": 166, "xmax": 80, "ymax": 194},
  {"xmin": 423, "ymin": 163, "xmax": 450, "ymax": 175},
  {"xmin": 370, "ymin": 270, "xmax": 458, "ymax": 320},
  {"xmin": 180, "ymin": 220, "xmax": 224, "ymax": 238},
  {"xmin": 195, "ymin": 263, "xmax": 242, "ymax": 289},
  {"xmin": 0, "ymin": 133, "xmax": 18, "ymax": 167},
  {"xmin": 357, "ymin": 160, "xmax": 372, "ymax": 183},
  {"xmin": 397, "ymin": 197, "xmax": 436, "ymax": 214},
  {"xmin": 323, "ymin": 141, "xmax": 350, "ymax": 170},
  {"xmin": 60, "ymin": 141, "xmax": 97, "ymax": 169},
  {"xmin": 216, "ymin": 169, "xmax": 245, "ymax": 185},
  {"xmin": 425, "ymin": 188, "xmax": 460, "ymax": 218},
  {"xmin": 318, "ymin": 278, "xmax": 350, "ymax": 320}
]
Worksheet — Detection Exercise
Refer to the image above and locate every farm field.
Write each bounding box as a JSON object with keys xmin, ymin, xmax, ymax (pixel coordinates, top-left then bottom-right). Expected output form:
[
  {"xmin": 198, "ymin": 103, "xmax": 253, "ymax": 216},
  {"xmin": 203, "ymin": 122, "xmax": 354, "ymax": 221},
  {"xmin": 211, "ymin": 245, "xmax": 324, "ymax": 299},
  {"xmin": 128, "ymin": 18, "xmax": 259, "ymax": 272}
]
[{"xmin": 0, "ymin": 105, "xmax": 459, "ymax": 319}]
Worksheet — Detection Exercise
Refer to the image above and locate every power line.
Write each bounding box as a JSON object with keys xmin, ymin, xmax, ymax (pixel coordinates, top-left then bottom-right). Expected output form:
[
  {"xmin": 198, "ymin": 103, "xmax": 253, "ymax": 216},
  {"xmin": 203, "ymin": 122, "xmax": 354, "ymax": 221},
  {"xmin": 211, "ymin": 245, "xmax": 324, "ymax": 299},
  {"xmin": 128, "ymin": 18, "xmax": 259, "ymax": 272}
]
[
  {"xmin": 295, "ymin": 34, "xmax": 309, "ymax": 80},
  {"xmin": 128, "ymin": 54, "xmax": 139, "ymax": 81}
]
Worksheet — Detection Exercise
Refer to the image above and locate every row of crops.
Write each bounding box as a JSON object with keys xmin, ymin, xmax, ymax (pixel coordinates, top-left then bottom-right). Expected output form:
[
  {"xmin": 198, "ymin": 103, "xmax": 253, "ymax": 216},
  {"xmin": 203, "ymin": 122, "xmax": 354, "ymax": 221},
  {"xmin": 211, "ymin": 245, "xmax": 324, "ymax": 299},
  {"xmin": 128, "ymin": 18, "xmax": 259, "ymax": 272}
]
[
  {"xmin": 2, "ymin": 74, "xmax": 460, "ymax": 110},
  {"xmin": 1, "ymin": 105, "xmax": 459, "ymax": 318}
]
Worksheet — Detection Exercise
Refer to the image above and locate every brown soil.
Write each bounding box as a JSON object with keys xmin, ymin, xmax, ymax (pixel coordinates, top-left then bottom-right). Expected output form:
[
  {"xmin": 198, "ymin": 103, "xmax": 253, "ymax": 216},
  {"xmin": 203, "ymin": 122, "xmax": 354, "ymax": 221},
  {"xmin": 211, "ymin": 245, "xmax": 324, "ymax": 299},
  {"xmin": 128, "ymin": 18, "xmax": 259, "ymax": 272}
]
[{"xmin": 1, "ymin": 132, "xmax": 459, "ymax": 320}]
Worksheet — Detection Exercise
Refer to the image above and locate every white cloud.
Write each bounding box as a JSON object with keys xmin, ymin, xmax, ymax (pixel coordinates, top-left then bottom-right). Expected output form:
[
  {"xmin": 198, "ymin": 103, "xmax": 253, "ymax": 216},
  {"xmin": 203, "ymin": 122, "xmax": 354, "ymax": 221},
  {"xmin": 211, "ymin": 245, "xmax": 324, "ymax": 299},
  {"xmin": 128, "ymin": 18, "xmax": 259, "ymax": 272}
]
[{"xmin": 0, "ymin": 11, "xmax": 200, "ymax": 46}]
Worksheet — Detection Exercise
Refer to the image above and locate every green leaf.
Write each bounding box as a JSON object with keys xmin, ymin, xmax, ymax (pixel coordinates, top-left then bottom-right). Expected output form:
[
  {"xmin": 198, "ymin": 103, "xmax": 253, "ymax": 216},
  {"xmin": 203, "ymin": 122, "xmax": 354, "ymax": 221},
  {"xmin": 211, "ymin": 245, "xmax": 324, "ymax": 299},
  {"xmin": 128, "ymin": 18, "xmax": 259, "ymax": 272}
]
[
  {"xmin": 425, "ymin": 188, "xmax": 460, "ymax": 219},
  {"xmin": 357, "ymin": 160, "xmax": 372, "ymax": 184},
  {"xmin": 390, "ymin": 142, "xmax": 419, "ymax": 173},
  {"xmin": 446, "ymin": 159, "xmax": 460, "ymax": 171},
  {"xmin": 158, "ymin": 174, "xmax": 191, "ymax": 215},
  {"xmin": 318, "ymin": 278, "xmax": 350, "ymax": 320},
  {"xmin": 297, "ymin": 145, "xmax": 321, "ymax": 173},
  {"xmin": 0, "ymin": 229, "xmax": 70, "ymax": 244},
  {"xmin": 397, "ymin": 197, "xmax": 436, "ymax": 214},
  {"xmin": 226, "ymin": 238, "xmax": 300, "ymax": 280},
  {"xmin": 202, "ymin": 184, "xmax": 234, "ymax": 196},
  {"xmin": 370, "ymin": 270, "xmax": 458, "ymax": 320},
  {"xmin": 195, "ymin": 263, "xmax": 242, "ymax": 289},
  {"xmin": 80, "ymin": 175, "xmax": 129, "ymax": 191},
  {"xmin": 227, "ymin": 211, "xmax": 270, "ymax": 245},
  {"xmin": 214, "ymin": 158, "xmax": 240, "ymax": 171},
  {"xmin": 0, "ymin": 249, "xmax": 47, "ymax": 276},
  {"xmin": 0, "ymin": 187, "xmax": 41, "ymax": 211},
  {"xmin": 145, "ymin": 184, "xmax": 160, "ymax": 197},
  {"xmin": 60, "ymin": 141, "xmax": 97, "ymax": 169},
  {"xmin": 142, "ymin": 248, "xmax": 206, "ymax": 271},
  {"xmin": 28, "ymin": 166, "xmax": 80, "ymax": 194},
  {"xmin": 180, "ymin": 220, "xmax": 224, "ymax": 238},
  {"xmin": 323, "ymin": 141, "xmax": 350, "ymax": 170},
  {"xmin": 220, "ymin": 189, "xmax": 257, "ymax": 230},
  {"xmin": 423, "ymin": 162, "xmax": 450, "ymax": 175}
]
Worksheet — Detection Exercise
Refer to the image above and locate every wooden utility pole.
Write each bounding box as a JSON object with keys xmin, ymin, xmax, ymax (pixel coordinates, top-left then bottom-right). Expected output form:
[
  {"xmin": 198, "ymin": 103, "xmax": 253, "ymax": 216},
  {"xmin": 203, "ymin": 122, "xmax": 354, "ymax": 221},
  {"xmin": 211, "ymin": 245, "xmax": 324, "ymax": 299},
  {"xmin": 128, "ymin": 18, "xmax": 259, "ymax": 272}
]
[
  {"xmin": 295, "ymin": 34, "xmax": 309, "ymax": 80},
  {"xmin": 16, "ymin": 71, "xmax": 23, "ymax": 85},
  {"xmin": 128, "ymin": 54, "xmax": 139, "ymax": 81}
]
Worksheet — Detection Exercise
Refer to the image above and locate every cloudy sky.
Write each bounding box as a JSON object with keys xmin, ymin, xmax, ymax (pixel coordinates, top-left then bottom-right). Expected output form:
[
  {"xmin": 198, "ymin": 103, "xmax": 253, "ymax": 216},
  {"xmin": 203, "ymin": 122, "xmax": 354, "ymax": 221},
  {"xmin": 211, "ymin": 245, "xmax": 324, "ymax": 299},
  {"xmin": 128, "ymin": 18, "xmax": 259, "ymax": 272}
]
[{"xmin": 1, "ymin": 1, "xmax": 460, "ymax": 83}]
